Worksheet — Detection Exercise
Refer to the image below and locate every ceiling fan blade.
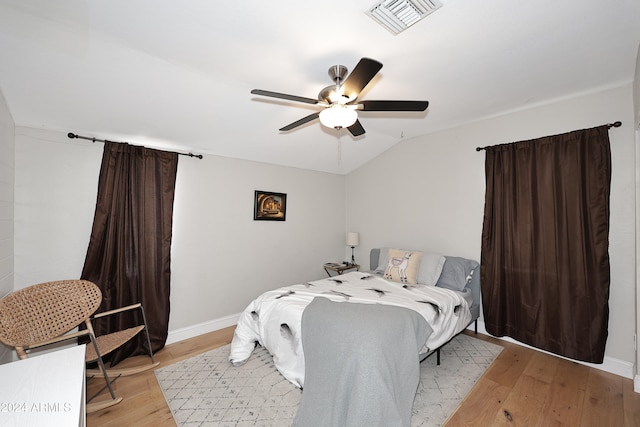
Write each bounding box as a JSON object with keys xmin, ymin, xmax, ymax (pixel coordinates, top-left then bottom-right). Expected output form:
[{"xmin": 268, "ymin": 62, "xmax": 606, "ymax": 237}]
[
  {"xmin": 251, "ymin": 89, "xmax": 319, "ymax": 105},
  {"xmin": 347, "ymin": 120, "xmax": 366, "ymax": 137},
  {"xmin": 279, "ymin": 112, "xmax": 320, "ymax": 131},
  {"xmin": 341, "ymin": 58, "xmax": 383, "ymax": 100},
  {"xmin": 359, "ymin": 100, "xmax": 429, "ymax": 111}
]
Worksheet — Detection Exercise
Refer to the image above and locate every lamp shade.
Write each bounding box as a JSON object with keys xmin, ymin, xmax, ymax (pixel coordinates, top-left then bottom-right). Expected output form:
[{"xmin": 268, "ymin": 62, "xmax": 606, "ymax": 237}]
[
  {"xmin": 319, "ymin": 105, "xmax": 358, "ymax": 129},
  {"xmin": 346, "ymin": 232, "xmax": 360, "ymax": 247}
]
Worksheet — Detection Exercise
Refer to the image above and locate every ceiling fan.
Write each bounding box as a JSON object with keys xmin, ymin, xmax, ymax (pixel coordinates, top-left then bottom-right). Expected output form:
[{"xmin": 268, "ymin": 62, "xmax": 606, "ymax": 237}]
[{"xmin": 250, "ymin": 57, "xmax": 429, "ymax": 137}]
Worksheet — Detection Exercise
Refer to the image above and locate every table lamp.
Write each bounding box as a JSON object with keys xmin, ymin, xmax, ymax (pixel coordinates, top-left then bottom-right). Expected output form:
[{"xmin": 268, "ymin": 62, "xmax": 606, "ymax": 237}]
[{"xmin": 346, "ymin": 232, "xmax": 360, "ymax": 265}]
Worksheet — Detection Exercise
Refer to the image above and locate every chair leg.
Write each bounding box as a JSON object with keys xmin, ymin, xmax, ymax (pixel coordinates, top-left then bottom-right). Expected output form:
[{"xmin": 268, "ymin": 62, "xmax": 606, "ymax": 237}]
[
  {"xmin": 139, "ymin": 304, "xmax": 156, "ymax": 363},
  {"xmin": 15, "ymin": 346, "xmax": 28, "ymax": 360},
  {"xmin": 86, "ymin": 398, "xmax": 123, "ymax": 414},
  {"xmin": 87, "ymin": 334, "xmax": 118, "ymax": 401},
  {"xmin": 84, "ymin": 334, "xmax": 124, "ymax": 413}
]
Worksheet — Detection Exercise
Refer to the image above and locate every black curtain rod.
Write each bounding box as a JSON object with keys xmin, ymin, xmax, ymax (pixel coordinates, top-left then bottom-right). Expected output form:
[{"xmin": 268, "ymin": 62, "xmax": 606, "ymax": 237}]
[
  {"xmin": 67, "ymin": 132, "xmax": 203, "ymax": 159},
  {"xmin": 475, "ymin": 121, "xmax": 622, "ymax": 152}
]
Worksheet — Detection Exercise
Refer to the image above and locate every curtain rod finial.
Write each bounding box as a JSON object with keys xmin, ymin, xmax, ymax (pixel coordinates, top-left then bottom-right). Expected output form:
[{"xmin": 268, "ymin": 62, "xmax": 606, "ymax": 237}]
[{"xmin": 67, "ymin": 132, "xmax": 77, "ymax": 139}]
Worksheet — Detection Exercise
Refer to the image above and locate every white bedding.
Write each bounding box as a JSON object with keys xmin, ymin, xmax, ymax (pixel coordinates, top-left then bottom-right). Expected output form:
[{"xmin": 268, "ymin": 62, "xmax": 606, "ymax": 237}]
[{"xmin": 229, "ymin": 271, "xmax": 472, "ymax": 388}]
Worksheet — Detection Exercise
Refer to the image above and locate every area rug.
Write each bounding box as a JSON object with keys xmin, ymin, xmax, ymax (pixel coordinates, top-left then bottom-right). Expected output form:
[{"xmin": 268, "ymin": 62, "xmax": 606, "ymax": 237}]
[{"xmin": 155, "ymin": 333, "xmax": 502, "ymax": 427}]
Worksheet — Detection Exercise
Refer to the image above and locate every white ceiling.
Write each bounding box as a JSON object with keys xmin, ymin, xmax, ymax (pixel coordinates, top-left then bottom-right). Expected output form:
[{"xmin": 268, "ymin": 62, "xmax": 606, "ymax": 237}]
[{"xmin": 1, "ymin": 1, "xmax": 639, "ymax": 174}]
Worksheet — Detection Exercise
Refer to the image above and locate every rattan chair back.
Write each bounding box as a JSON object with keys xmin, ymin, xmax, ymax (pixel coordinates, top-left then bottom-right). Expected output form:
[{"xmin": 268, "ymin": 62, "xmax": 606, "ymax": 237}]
[{"xmin": 0, "ymin": 280, "xmax": 102, "ymax": 348}]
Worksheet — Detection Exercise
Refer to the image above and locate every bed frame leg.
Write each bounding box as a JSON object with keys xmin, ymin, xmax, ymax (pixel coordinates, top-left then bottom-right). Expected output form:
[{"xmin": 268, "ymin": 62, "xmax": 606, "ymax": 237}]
[
  {"xmin": 436, "ymin": 348, "xmax": 440, "ymax": 365},
  {"xmin": 475, "ymin": 319, "xmax": 478, "ymax": 334}
]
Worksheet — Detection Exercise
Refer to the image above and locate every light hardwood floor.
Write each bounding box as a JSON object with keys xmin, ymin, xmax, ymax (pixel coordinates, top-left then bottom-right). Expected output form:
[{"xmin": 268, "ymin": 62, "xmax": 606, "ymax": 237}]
[{"xmin": 86, "ymin": 327, "xmax": 640, "ymax": 426}]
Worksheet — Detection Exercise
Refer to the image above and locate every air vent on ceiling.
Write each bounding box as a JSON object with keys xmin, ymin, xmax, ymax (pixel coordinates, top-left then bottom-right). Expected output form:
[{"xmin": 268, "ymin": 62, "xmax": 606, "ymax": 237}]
[{"xmin": 366, "ymin": 0, "xmax": 443, "ymax": 35}]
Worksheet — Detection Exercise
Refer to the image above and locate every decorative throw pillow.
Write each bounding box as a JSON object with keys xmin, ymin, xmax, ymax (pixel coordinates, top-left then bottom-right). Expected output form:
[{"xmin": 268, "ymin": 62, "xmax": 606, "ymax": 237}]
[
  {"xmin": 416, "ymin": 252, "xmax": 446, "ymax": 286},
  {"xmin": 436, "ymin": 257, "xmax": 480, "ymax": 292},
  {"xmin": 383, "ymin": 249, "xmax": 422, "ymax": 284}
]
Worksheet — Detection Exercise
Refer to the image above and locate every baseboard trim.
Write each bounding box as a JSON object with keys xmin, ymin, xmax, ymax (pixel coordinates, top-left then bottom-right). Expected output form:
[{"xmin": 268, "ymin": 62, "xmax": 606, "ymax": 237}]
[
  {"xmin": 166, "ymin": 313, "xmax": 240, "ymax": 346},
  {"xmin": 467, "ymin": 320, "xmax": 635, "ymax": 380}
]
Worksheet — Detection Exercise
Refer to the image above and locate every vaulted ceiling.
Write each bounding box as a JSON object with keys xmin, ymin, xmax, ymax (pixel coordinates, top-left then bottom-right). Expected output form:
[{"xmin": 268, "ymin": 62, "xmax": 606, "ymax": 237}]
[{"xmin": 1, "ymin": 1, "xmax": 639, "ymax": 173}]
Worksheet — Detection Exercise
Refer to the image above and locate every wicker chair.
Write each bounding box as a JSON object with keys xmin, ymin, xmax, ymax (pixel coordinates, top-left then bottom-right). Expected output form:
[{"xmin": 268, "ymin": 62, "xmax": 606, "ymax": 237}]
[{"xmin": 0, "ymin": 279, "xmax": 159, "ymax": 413}]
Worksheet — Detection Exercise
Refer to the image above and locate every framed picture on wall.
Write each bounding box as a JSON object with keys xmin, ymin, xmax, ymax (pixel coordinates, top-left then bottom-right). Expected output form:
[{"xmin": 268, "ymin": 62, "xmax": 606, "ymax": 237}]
[{"xmin": 254, "ymin": 190, "xmax": 287, "ymax": 221}]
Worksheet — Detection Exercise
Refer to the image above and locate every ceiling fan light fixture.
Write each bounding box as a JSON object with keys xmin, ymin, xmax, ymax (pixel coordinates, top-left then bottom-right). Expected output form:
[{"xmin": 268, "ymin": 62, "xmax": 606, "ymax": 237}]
[
  {"xmin": 319, "ymin": 85, "xmax": 356, "ymax": 104},
  {"xmin": 319, "ymin": 105, "xmax": 358, "ymax": 129}
]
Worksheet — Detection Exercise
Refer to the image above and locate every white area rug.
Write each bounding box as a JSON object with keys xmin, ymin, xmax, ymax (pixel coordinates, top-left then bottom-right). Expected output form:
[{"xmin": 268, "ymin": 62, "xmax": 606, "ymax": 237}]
[{"xmin": 155, "ymin": 333, "xmax": 502, "ymax": 427}]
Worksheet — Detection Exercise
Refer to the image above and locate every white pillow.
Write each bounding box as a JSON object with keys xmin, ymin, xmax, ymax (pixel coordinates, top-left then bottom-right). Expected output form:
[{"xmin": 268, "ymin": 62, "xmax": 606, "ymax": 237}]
[{"xmin": 416, "ymin": 252, "xmax": 446, "ymax": 286}]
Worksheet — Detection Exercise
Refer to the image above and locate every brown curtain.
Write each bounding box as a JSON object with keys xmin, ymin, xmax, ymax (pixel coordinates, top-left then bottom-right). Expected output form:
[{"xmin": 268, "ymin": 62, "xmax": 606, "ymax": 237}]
[
  {"xmin": 81, "ymin": 142, "xmax": 178, "ymax": 364},
  {"xmin": 480, "ymin": 126, "xmax": 611, "ymax": 363}
]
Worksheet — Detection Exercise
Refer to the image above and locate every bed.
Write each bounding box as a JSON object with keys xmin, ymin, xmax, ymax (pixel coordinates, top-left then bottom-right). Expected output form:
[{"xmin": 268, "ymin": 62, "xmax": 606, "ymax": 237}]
[{"xmin": 229, "ymin": 247, "xmax": 481, "ymax": 388}]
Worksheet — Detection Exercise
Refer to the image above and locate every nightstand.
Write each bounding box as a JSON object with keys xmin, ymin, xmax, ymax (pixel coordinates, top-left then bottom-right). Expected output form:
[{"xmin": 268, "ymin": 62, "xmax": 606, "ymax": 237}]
[{"xmin": 323, "ymin": 263, "xmax": 360, "ymax": 277}]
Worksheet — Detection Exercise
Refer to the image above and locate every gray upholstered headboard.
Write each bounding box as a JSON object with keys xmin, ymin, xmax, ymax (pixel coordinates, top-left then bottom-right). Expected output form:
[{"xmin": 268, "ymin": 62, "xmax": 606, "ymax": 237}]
[{"xmin": 369, "ymin": 248, "xmax": 481, "ymax": 322}]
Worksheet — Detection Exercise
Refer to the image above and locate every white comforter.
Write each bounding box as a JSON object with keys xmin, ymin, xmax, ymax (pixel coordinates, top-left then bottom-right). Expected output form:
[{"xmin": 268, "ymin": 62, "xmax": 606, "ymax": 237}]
[{"xmin": 229, "ymin": 271, "xmax": 471, "ymax": 388}]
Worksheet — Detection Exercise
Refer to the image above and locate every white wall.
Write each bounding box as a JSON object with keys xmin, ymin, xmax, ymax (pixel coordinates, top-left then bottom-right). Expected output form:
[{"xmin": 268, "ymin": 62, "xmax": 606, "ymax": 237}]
[
  {"xmin": 169, "ymin": 150, "xmax": 346, "ymax": 333},
  {"xmin": 634, "ymin": 43, "xmax": 640, "ymax": 128},
  {"xmin": 0, "ymin": 89, "xmax": 15, "ymax": 364},
  {"xmin": 633, "ymin": 42, "xmax": 640, "ymax": 390},
  {"xmin": 12, "ymin": 128, "xmax": 346, "ymax": 342},
  {"xmin": 13, "ymin": 128, "xmax": 102, "ymax": 288},
  {"xmin": 347, "ymin": 84, "xmax": 637, "ymax": 376}
]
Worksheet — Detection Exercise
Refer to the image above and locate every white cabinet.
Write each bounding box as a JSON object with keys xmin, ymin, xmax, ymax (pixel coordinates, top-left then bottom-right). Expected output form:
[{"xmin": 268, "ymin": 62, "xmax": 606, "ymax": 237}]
[{"xmin": 0, "ymin": 345, "xmax": 86, "ymax": 427}]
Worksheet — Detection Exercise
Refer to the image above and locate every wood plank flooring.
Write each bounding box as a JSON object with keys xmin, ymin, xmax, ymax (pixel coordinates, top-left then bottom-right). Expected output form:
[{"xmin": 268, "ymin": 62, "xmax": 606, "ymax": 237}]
[{"xmin": 86, "ymin": 327, "xmax": 640, "ymax": 426}]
